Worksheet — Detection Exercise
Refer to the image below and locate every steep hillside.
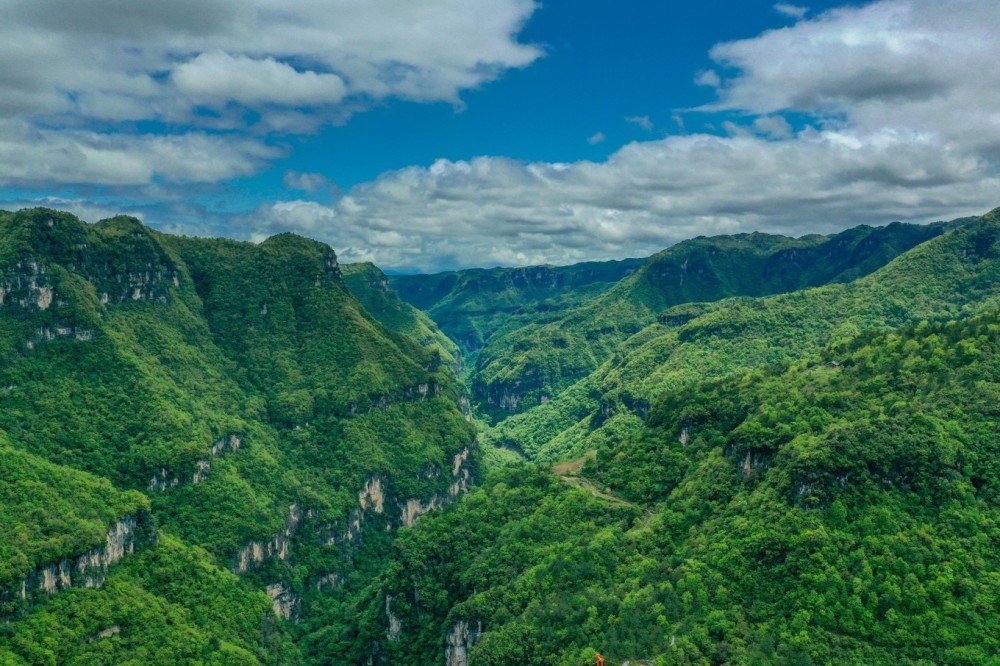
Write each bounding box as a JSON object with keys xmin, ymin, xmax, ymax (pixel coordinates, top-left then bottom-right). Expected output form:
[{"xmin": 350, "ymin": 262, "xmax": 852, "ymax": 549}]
[
  {"xmin": 0, "ymin": 208, "xmax": 476, "ymax": 664},
  {"xmin": 488, "ymin": 213, "xmax": 996, "ymax": 460},
  {"xmin": 357, "ymin": 308, "xmax": 1000, "ymax": 664},
  {"xmin": 342, "ymin": 262, "xmax": 461, "ymax": 369},
  {"xmin": 473, "ymin": 221, "xmax": 952, "ymax": 418}
]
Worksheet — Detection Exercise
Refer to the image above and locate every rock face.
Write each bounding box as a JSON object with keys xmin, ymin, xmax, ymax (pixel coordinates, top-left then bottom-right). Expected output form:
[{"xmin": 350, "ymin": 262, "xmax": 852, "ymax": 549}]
[
  {"xmin": 385, "ymin": 595, "xmax": 403, "ymax": 641},
  {"xmin": 349, "ymin": 382, "xmax": 441, "ymax": 416},
  {"xmin": 148, "ymin": 433, "xmax": 243, "ymax": 492},
  {"xmin": 25, "ymin": 326, "xmax": 95, "ymax": 350},
  {"xmin": 315, "ymin": 573, "xmax": 339, "ymax": 591},
  {"xmin": 266, "ymin": 583, "xmax": 300, "ymax": 622},
  {"xmin": 2, "ymin": 512, "xmax": 154, "ymax": 616},
  {"xmin": 399, "ymin": 447, "xmax": 474, "ymax": 527},
  {"xmin": 234, "ymin": 504, "xmax": 301, "ymax": 573},
  {"xmin": 0, "ymin": 261, "xmax": 55, "ymax": 311},
  {"xmin": 358, "ymin": 476, "xmax": 386, "ymax": 513},
  {"xmin": 445, "ymin": 620, "xmax": 483, "ymax": 666},
  {"xmin": 400, "ymin": 496, "xmax": 446, "ymax": 528}
]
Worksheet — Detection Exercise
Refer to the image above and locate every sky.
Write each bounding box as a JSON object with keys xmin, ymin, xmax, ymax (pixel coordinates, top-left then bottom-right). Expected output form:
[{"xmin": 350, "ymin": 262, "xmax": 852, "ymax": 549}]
[{"xmin": 1, "ymin": 0, "xmax": 999, "ymax": 273}]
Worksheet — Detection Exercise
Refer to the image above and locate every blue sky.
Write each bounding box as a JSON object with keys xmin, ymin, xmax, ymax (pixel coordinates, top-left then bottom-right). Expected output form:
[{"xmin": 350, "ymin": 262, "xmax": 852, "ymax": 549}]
[{"xmin": 1, "ymin": 0, "xmax": 999, "ymax": 271}]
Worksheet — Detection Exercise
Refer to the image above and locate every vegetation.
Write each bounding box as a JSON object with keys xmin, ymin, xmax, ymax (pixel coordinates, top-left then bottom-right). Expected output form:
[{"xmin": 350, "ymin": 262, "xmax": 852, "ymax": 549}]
[
  {"xmin": 0, "ymin": 209, "xmax": 473, "ymax": 663},
  {"xmin": 3, "ymin": 205, "xmax": 1000, "ymax": 664},
  {"xmin": 470, "ymin": 221, "xmax": 953, "ymax": 418},
  {"xmin": 358, "ymin": 309, "xmax": 1000, "ymax": 664}
]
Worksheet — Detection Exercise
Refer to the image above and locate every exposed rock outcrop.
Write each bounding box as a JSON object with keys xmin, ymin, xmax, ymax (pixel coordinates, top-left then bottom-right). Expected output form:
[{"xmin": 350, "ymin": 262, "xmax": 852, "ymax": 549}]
[
  {"xmin": 148, "ymin": 433, "xmax": 243, "ymax": 492},
  {"xmin": 87, "ymin": 625, "xmax": 121, "ymax": 642},
  {"xmin": 2, "ymin": 512, "xmax": 154, "ymax": 617},
  {"xmin": 349, "ymin": 382, "xmax": 442, "ymax": 416},
  {"xmin": 359, "ymin": 476, "xmax": 386, "ymax": 513},
  {"xmin": 234, "ymin": 503, "xmax": 301, "ymax": 573},
  {"xmin": 266, "ymin": 583, "xmax": 300, "ymax": 622},
  {"xmin": 315, "ymin": 573, "xmax": 340, "ymax": 592},
  {"xmin": 445, "ymin": 620, "xmax": 483, "ymax": 666},
  {"xmin": 0, "ymin": 261, "xmax": 55, "ymax": 312},
  {"xmin": 399, "ymin": 447, "xmax": 474, "ymax": 527},
  {"xmin": 25, "ymin": 326, "xmax": 95, "ymax": 350},
  {"xmin": 385, "ymin": 595, "xmax": 402, "ymax": 641}
]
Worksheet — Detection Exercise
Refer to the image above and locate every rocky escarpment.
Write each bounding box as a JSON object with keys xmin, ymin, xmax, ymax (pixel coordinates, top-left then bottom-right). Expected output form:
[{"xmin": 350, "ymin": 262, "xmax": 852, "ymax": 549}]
[
  {"xmin": 25, "ymin": 325, "xmax": 95, "ymax": 350},
  {"xmin": 349, "ymin": 382, "xmax": 441, "ymax": 415},
  {"xmin": 233, "ymin": 504, "xmax": 302, "ymax": 573},
  {"xmin": 266, "ymin": 583, "xmax": 300, "ymax": 622},
  {"xmin": 445, "ymin": 620, "xmax": 483, "ymax": 666},
  {"xmin": 0, "ymin": 261, "xmax": 55, "ymax": 312},
  {"xmin": 398, "ymin": 447, "xmax": 473, "ymax": 528},
  {"xmin": 148, "ymin": 433, "xmax": 244, "ymax": 491},
  {"xmin": 1, "ymin": 512, "xmax": 155, "ymax": 617},
  {"xmin": 473, "ymin": 368, "xmax": 546, "ymax": 414}
]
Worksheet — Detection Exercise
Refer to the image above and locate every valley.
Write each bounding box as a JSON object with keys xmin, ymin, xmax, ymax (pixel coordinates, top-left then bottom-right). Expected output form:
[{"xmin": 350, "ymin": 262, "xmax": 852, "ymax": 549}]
[{"xmin": 1, "ymin": 206, "xmax": 999, "ymax": 664}]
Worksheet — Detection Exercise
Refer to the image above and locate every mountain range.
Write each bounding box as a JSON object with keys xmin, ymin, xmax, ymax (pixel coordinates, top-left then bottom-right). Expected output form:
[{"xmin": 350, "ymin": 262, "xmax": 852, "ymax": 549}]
[{"xmin": 1, "ymin": 205, "xmax": 998, "ymax": 665}]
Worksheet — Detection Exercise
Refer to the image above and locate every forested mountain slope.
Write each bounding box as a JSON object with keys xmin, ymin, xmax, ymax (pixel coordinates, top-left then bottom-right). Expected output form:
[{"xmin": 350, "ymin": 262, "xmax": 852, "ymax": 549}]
[
  {"xmin": 389, "ymin": 258, "xmax": 644, "ymax": 357},
  {"xmin": 472, "ymin": 221, "xmax": 952, "ymax": 418},
  {"xmin": 487, "ymin": 213, "xmax": 998, "ymax": 461},
  {"xmin": 360, "ymin": 307, "xmax": 1000, "ymax": 665},
  {"xmin": 0, "ymin": 208, "xmax": 475, "ymax": 664},
  {"xmin": 342, "ymin": 262, "xmax": 461, "ymax": 369},
  {"xmin": 3, "ymin": 205, "xmax": 999, "ymax": 665}
]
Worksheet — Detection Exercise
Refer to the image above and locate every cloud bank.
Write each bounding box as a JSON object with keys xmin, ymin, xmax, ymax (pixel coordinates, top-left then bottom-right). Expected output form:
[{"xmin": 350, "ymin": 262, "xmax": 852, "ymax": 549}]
[
  {"xmin": 5, "ymin": 0, "xmax": 1000, "ymax": 272},
  {"xmin": 239, "ymin": 0, "xmax": 1000, "ymax": 271},
  {"xmin": 0, "ymin": 0, "xmax": 541, "ymax": 186}
]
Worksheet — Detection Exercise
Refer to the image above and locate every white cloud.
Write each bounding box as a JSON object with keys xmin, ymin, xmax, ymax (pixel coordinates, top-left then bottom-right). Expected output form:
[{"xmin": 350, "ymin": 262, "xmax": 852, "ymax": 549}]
[
  {"xmin": 173, "ymin": 52, "xmax": 347, "ymax": 107},
  {"xmin": 283, "ymin": 171, "xmax": 329, "ymax": 193},
  {"xmin": 587, "ymin": 132, "xmax": 606, "ymax": 145},
  {"xmin": 774, "ymin": 3, "xmax": 809, "ymax": 19},
  {"xmin": 7, "ymin": 0, "xmax": 1000, "ymax": 274},
  {"xmin": 0, "ymin": 119, "xmax": 279, "ymax": 186},
  {"xmin": 695, "ymin": 70, "xmax": 721, "ymax": 87},
  {"xmin": 0, "ymin": 0, "xmax": 541, "ymax": 185},
  {"xmin": 226, "ymin": 1, "xmax": 1000, "ymax": 272},
  {"xmin": 752, "ymin": 115, "xmax": 794, "ymax": 139},
  {"xmin": 625, "ymin": 115, "xmax": 654, "ymax": 131},
  {"xmin": 241, "ymin": 124, "xmax": 998, "ymax": 272}
]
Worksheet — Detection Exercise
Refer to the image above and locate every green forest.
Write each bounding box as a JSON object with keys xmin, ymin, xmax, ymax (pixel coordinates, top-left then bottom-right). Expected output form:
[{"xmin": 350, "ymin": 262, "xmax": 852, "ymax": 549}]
[{"xmin": 1, "ymin": 206, "xmax": 999, "ymax": 664}]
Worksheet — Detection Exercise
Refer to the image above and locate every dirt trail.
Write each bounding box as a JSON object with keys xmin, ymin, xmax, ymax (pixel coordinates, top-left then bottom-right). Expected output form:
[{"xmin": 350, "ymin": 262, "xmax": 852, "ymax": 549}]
[{"xmin": 552, "ymin": 451, "xmax": 639, "ymax": 508}]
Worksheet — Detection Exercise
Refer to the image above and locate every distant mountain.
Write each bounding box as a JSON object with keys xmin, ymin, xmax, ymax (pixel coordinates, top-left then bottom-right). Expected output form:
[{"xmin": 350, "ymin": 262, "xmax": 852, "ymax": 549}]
[
  {"xmin": 487, "ymin": 211, "xmax": 998, "ymax": 461},
  {"xmin": 389, "ymin": 258, "xmax": 644, "ymax": 355},
  {"xmin": 472, "ymin": 221, "xmax": 952, "ymax": 418}
]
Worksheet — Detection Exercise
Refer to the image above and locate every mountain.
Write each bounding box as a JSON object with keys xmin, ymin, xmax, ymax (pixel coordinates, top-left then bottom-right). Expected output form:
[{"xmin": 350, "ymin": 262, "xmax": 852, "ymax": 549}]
[
  {"xmin": 481, "ymin": 215, "xmax": 996, "ymax": 461},
  {"xmin": 341, "ymin": 262, "xmax": 461, "ymax": 369},
  {"xmin": 0, "ymin": 208, "xmax": 475, "ymax": 664},
  {"xmin": 472, "ymin": 221, "xmax": 953, "ymax": 418},
  {"xmin": 389, "ymin": 258, "xmax": 644, "ymax": 356},
  {"xmin": 3, "ymin": 204, "xmax": 1000, "ymax": 665},
  {"xmin": 359, "ymin": 308, "xmax": 1000, "ymax": 664}
]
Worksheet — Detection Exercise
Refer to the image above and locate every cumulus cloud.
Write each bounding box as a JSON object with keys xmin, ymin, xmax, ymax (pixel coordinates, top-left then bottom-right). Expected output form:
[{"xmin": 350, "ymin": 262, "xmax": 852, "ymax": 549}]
[
  {"xmin": 173, "ymin": 52, "xmax": 348, "ymax": 107},
  {"xmin": 0, "ymin": 119, "xmax": 279, "ymax": 186},
  {"xmin": 0, "ymin": 0, "xmax": 541, "ymax": 185},
  {"xmin": 240, "ymin": 124, "xmax": 998, "ymax": 272},
  {"xmin": 752, "ymin": 115, "xmax": 794, "ymax": 140},
  {"xmin": 694, "ymin": 70, "xmax": 721, "ymax": 88},
  {"xmin": 228, "ymin": 0, "xmax": 1000, "ymax": 272},
  {"xmin": 7, "ymin": 0, "xmax": 1000, "ymax": 274}
]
